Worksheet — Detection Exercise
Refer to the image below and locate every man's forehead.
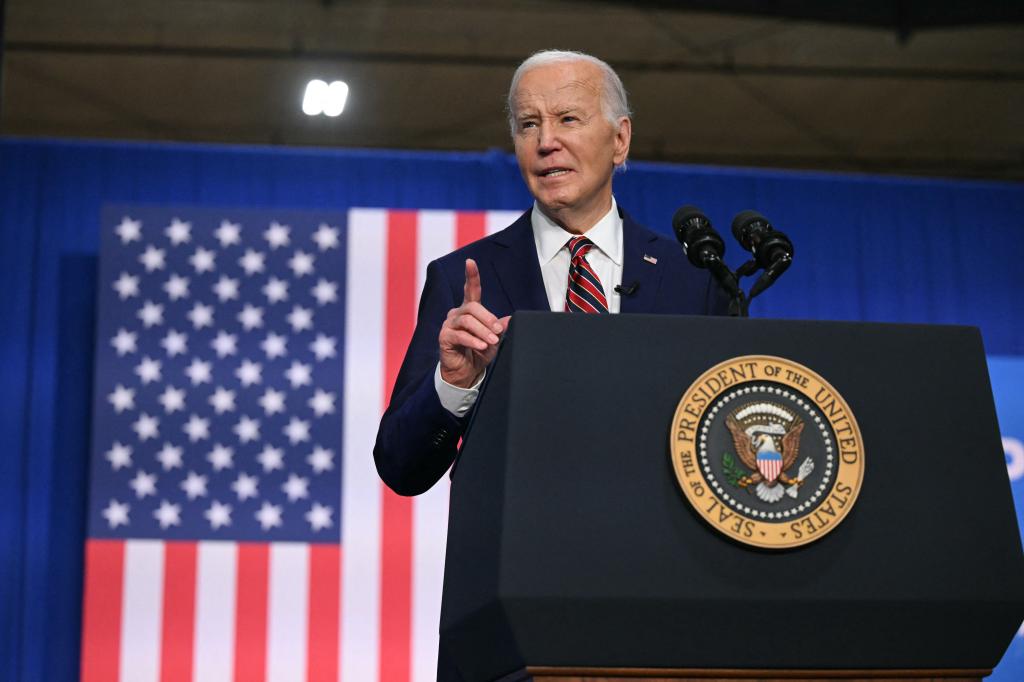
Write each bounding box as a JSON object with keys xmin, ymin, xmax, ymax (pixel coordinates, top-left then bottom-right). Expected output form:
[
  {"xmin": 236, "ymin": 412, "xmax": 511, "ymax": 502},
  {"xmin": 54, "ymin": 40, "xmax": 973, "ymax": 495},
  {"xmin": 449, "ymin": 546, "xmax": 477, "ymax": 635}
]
[{"xmin": 513, "ymin": 63, "xmax": 603, "ymax": 109}]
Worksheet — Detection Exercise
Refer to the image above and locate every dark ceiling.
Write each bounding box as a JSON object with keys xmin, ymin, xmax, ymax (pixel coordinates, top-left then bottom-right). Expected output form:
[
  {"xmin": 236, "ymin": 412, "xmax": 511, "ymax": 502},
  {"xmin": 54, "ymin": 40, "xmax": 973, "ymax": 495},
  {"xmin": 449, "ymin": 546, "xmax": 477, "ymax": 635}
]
[{"xmin": 3, "ymin": 0, "xmax": 1023, "ymax": 180}]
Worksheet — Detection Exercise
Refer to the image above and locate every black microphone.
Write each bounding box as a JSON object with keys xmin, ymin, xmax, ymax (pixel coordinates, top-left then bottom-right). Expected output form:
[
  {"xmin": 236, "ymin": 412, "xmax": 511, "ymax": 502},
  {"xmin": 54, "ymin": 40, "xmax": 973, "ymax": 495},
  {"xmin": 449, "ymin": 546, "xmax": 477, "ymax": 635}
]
[
  {"xmin": 672, "ymin": 205, "xmax": 744, "ymax": 315},
  {"xmin": 614, "ymin": 282, "xmax": 639, "ymax": 296},
  {"xmin": 673, "ymin": 205, "xmax": 726, "ymax": 270},
  {"xmin": 731, "ymin": 210, "xmax": 794, "ymax": 271},
  {"xmin": 731, "ymin": 210, "xmax": 793, "ymax": 301}
]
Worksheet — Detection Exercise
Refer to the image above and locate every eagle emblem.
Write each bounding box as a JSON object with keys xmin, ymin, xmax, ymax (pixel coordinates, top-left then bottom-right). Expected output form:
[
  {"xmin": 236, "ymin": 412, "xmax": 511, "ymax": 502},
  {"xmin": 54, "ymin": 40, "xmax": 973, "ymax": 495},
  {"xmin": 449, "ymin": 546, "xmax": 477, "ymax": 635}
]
[{"xmin": 724, "ymin": 402, "xmax": 814, "ymax": 503}]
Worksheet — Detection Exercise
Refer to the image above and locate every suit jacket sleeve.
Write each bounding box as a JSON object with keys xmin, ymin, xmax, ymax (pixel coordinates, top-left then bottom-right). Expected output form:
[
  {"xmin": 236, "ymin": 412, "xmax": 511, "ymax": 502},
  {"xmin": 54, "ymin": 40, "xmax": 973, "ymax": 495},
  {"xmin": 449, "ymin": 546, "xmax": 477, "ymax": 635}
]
[{"xmin": 374, "ymin": 259, "xmax": 469, "ymax": 496}]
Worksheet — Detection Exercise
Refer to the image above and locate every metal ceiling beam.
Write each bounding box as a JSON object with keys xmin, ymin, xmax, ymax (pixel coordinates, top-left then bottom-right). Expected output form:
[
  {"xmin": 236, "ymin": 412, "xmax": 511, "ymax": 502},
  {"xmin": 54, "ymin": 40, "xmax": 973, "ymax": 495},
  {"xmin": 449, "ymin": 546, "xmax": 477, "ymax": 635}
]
[
  {"xmin": 6, "ymin": 40, "xmax": 1023, "ymax": 83},
  {"xmin": 584, "ymin": 0, "xmax": 1024, "ymax": 30}
]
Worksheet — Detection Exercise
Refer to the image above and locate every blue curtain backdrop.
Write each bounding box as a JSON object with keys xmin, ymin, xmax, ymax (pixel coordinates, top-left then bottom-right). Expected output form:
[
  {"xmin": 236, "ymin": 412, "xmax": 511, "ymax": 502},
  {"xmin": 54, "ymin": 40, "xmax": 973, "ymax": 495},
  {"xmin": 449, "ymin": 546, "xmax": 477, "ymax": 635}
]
[{"xmin": 1, "ymin": 137, "xmax": 1022, "ymax": 681}]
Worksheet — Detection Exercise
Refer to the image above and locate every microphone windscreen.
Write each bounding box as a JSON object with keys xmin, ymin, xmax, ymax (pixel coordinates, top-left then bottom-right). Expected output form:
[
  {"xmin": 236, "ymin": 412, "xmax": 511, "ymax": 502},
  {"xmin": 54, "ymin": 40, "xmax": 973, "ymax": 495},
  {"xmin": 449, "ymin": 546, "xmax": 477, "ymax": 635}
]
[
  {"xmin": 673, "ymin": 205, "xmax": 706, "ymax": 234},
  {"xmin": 731, "ymin": 209, "xmax": 767, "ymax": 243}
]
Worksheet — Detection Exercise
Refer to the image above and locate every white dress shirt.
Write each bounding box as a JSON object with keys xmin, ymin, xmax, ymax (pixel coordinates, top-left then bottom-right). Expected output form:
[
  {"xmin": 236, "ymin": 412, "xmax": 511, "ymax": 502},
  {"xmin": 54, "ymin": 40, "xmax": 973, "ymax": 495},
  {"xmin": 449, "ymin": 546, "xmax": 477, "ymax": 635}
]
[
  {"xmin": 533, "ymin": 198, "xmax": 624, "ymax": 314},
  {"xmin": 435, "ymin": 199, "xmax": 624, "ymax": 416}
]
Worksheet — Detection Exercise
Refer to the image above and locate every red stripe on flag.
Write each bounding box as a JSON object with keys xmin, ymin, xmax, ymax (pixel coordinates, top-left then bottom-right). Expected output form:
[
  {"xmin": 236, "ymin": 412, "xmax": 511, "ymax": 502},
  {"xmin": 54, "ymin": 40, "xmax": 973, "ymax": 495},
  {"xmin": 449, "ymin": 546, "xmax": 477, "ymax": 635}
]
[
  {"xmin": 81, "ymin": 539, "xmax": 125, "ymax": 682},
  {"xmin": 383, "ymin": 213, "xmax": 419, "ymax": 408},
  {"xmin": 456, "ymin": 211, "xmax": 487, "ymax": 247},
  {"xmin": 234, "ymin": 543, "xmax": 269, "ymax": 682},
  {"xmin": 380, "ymin": 210, "xmax": 418, "ymax": 682},
  {"xmin": 160, "ymin": 542, "xmax": 197, "ymax": 682},
  {"xmin": 306, "ymin": 544, "xmax": 341, "ymax": 682}
]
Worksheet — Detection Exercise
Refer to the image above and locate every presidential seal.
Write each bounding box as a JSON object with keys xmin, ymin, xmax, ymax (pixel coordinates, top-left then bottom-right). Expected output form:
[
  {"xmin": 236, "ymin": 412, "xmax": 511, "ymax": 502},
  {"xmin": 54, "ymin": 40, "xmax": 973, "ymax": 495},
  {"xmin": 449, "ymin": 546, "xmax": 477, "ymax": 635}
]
[{"xmin": 670, "ymin": 355, "xmax": 864, "ymax": 549}]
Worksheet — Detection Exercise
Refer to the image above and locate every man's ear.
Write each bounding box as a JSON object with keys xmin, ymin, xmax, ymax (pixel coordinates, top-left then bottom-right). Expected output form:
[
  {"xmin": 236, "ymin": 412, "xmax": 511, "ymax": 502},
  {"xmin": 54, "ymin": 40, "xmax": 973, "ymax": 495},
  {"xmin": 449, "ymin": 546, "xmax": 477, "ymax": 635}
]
[{"xmin": 613, "ymin": 117, "xmax": 632, "ymax": 166}]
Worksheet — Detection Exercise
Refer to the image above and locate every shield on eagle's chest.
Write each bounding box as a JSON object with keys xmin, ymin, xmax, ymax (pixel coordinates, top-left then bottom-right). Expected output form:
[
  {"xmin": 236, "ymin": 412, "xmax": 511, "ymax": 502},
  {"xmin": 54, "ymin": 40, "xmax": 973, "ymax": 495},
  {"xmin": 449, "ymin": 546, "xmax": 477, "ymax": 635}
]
[{"xmin": 756, "ymin": 450, "xmax": 783, "ymax": 483}]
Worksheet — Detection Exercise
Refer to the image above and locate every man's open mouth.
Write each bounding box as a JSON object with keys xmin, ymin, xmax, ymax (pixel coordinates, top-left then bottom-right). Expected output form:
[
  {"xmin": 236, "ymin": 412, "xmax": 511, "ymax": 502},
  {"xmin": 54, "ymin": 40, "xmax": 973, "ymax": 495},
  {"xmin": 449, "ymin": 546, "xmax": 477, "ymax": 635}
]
[{"xmin": 539, "ymin": 168, "xmax": 571, "ymax": 177}]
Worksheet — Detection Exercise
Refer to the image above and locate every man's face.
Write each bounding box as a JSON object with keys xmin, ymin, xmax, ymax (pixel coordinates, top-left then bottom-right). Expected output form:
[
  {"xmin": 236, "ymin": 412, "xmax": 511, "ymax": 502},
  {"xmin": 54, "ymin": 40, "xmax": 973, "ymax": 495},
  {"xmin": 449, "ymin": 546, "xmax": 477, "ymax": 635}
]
[{"xmin": 511, "ymin": 60, "xmax": 631, "ymax": 229}]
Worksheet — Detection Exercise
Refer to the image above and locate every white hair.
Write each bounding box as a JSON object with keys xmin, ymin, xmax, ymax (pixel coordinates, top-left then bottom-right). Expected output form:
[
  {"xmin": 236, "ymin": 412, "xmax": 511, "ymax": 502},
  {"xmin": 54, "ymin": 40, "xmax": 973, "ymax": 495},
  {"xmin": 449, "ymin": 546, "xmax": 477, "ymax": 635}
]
[{"xmin": 506, "ymin": 50, "xmax": 632, "ymax": 137}]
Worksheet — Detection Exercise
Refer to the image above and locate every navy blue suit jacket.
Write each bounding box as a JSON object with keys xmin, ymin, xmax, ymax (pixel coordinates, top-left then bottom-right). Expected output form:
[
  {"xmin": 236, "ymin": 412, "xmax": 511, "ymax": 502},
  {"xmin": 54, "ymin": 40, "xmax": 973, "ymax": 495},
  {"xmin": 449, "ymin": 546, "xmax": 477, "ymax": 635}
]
[{"xmin": 373, "ymin": 206, "xmax": 728, "ymax": 496}]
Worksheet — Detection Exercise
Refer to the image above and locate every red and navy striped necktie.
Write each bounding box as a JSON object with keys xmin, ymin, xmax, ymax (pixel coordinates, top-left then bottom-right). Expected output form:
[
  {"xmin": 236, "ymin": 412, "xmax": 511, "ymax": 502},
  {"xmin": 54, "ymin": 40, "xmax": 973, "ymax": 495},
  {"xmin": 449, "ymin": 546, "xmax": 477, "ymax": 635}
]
[{"xmin": 564, "ymin": 236, "xmax": 609, "ymax": 314}]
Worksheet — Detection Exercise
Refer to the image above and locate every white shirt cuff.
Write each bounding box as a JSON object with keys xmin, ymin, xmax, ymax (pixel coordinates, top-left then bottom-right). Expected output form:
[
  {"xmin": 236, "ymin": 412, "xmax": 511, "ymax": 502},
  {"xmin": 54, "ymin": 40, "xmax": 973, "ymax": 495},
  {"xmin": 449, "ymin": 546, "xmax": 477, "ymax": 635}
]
[{"xmin": 434, "ymin": 363, "xmax": 485, "ymax": 417}]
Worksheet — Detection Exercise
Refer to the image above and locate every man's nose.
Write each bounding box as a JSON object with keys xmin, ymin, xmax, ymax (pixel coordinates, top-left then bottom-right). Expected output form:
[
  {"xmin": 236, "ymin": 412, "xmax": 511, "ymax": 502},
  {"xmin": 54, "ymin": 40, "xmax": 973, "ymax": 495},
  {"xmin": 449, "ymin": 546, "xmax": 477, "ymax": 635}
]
[{"xmin": 537, "ymin": 122, "xmax": 561, "ymax": 153}]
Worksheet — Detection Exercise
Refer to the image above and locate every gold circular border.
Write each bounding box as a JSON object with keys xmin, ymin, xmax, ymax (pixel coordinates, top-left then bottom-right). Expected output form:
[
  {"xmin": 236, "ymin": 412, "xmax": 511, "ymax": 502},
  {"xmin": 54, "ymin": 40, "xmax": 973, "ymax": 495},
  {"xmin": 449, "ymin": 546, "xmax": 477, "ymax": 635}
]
[{"xmin": 670, "ymin": 355, "xmax": 865, "ymax": 549}]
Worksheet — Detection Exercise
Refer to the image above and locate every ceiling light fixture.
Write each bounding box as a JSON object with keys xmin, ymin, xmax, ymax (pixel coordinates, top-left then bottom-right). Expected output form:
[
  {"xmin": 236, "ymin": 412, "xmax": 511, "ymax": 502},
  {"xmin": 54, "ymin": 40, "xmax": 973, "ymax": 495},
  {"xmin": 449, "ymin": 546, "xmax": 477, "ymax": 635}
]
[{"xmin": 302, "ymin": 80, "xmax": 349, "ymax": 117}]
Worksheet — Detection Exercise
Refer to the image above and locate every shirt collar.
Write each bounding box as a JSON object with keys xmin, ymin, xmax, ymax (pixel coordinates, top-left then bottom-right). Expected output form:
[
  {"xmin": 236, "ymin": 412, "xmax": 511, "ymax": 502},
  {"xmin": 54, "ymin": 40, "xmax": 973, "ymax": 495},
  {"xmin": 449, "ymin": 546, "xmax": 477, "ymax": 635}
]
[{"xmin": 531, "ymin": 197, "xmax": 623, "ymax": 266}]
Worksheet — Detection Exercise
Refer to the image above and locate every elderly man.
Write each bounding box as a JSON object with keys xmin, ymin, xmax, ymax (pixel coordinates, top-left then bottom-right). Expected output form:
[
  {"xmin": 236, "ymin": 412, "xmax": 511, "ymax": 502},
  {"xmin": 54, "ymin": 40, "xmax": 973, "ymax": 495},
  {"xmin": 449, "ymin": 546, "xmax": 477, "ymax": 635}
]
[{"xmin": 374, "ymin": 50, "xmax": 726, "ymax": 497}]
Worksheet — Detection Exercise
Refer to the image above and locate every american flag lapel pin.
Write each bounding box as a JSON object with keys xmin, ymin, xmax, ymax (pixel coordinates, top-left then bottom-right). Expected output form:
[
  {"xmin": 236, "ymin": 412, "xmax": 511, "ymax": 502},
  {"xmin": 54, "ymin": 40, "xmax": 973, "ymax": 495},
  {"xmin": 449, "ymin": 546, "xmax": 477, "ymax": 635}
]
[{"xmin": 643, "ymin": 254, "xmax": 658, "ymax": 264}]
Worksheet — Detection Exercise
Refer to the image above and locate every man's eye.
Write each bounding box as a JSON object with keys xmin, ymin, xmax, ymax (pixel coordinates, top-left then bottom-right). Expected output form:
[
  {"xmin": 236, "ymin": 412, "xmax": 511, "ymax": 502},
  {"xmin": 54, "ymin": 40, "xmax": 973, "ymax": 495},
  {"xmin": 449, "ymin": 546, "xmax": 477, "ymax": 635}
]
[
  {"xmin": 520, "ymin": 121, "xmax": 537, "ymax": 130},
  {"xmin": 562, "ymin": 115, "xmax": 578, "ymax": 123}
]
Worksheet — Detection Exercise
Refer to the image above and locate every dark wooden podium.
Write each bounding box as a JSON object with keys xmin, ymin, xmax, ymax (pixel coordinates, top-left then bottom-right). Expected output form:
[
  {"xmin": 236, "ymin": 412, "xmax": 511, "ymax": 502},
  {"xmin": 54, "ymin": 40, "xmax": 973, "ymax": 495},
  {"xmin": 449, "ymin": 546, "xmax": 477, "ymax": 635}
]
[{"xmin": 439, "ymin": 313, "xmax": 1024, "ymax": 682}]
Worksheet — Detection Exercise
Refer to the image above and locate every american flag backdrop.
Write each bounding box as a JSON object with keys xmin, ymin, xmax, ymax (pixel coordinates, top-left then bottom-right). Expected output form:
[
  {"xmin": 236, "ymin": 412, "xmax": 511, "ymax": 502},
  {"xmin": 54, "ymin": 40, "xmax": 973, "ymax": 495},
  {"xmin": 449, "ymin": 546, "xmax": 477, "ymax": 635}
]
[{"xmin": 83, "ymin": 205, "xmax": 521, "ymax": 682}]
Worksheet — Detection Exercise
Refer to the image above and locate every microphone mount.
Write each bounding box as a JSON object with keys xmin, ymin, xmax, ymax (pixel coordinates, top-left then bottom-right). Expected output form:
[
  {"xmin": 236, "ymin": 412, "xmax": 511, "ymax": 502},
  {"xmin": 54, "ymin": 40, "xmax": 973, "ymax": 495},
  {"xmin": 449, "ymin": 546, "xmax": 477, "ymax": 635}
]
[{"xmin": 672, "ymin": 206, "xmax": 796, "ymax": 317}]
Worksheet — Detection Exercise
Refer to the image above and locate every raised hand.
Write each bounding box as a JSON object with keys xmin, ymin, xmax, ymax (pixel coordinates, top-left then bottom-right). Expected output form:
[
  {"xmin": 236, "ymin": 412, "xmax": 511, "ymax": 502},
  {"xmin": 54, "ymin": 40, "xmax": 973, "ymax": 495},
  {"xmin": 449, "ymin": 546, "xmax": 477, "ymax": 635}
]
[{"xmin": 438, "ymin": 259, "xmax": 509, "ymax": 388}]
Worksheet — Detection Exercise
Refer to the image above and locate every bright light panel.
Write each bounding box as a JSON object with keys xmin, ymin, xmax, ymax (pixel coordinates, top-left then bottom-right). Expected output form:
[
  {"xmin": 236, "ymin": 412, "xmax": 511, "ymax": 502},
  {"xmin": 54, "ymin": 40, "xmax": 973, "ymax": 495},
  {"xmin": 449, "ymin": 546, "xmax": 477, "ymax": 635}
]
[
  {"xmin": 303, "ymin": 79, "xmax": 349, "ymax": 117},
  {"xmin": 323, "ymin": 81, "xmax": 349, "ymax": 117},
  {"xmin": 302, "ymin": 80, "xmax": 328, "ymax": 116}
]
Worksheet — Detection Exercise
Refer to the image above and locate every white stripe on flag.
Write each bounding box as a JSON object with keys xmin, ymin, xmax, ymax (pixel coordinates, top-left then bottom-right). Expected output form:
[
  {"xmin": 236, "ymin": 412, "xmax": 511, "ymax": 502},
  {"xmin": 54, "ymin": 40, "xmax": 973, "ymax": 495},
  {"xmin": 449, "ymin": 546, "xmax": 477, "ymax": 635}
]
[
  {"xmin": 410, "ymin": 210, "xmax": 456, "ymax": 682},
  {"xmin": 486, "ymin": 210, "xmax": 522, "ymax": 235},
  {"xmin": 120, "ymin": 540, "xmax": 164, "ymax": 682},
  {"xmin": 415, "ymin": 210, "xmax": 455, "ymax": 298},
  {"xmin": 193, "ymin": 542, "xmax": 237, "ymax": 682},
  {"xmin": 267, "ymin": 543, "xmax": 310, "ymax": 682},
  {"xmin": 342, "ymin": 208, "xmax": 387, "ymax": 681}
]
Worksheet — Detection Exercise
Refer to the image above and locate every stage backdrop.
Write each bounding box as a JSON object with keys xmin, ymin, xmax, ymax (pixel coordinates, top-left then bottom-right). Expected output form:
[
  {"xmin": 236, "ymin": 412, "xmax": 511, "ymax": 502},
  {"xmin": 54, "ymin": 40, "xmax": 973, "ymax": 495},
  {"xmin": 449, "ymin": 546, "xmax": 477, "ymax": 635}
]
[{"xmin": 1, "ymin": 138, "xmax": 1022, "ymax": 682}]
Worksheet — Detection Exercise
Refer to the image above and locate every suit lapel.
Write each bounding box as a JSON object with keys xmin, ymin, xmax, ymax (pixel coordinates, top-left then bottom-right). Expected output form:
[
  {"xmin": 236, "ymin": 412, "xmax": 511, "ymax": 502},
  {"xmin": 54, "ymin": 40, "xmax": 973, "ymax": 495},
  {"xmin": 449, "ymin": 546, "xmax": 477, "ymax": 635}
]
[
  {"xmin": 490, "ymin": 210, "xmax": 550, "ymax": 312},
  {"xmin": 619, "ymin": 210, "xmax": 663, "ymax": 314}
]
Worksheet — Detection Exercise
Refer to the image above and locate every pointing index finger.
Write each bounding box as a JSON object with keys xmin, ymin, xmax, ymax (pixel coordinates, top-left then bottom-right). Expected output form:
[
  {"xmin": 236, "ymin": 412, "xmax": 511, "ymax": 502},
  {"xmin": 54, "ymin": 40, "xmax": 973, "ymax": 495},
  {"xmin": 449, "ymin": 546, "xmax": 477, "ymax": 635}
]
[{"xmin": 463, "ymin": 258, "xmax": 482, "ymax": 304}]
